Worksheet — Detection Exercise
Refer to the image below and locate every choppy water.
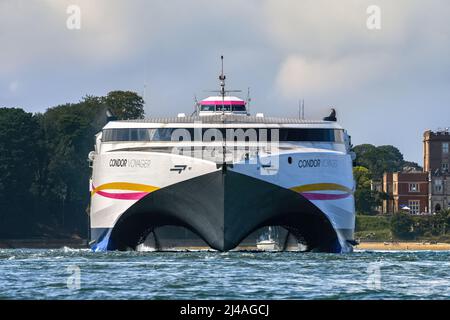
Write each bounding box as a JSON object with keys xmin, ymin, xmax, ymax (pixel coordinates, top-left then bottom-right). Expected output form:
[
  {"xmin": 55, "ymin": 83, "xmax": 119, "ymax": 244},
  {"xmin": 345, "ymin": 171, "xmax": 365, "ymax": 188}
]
[{"xmin": 1, "ymin": 248, "xmax": 450, "ymax": 299}]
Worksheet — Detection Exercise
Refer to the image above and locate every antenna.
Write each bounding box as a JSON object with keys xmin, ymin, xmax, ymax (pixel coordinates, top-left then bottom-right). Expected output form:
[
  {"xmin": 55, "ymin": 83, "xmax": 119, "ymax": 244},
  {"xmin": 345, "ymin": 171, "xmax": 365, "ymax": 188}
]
[
  {"xmin": 298, "ymin": 99, "xmax": 305, "ymax": 119},
  {"xmin": 302, "ymin": 99, "xmax": 305, "ymax": 120},
  {"xmin": 192, "ymin": 94, "xmax": 199, "ymax": 116},
  {"xmin": 143, "ymin": 83, "xmax": 148, "ymax": 114},
  {"xmin": 247, "ymin": 87, "xmax": 251, "ymax": 115},
  {"xmin": 219, "ymin": 55, "xmax": 226, "ymax": 98}
]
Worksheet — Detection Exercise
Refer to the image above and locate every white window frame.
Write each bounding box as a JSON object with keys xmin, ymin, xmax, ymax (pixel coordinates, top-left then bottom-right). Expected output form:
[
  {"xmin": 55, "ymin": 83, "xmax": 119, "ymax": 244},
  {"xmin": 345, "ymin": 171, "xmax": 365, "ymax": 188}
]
[
  {"xmin": 443, "ymin": 142, "xmax": 449, "ymax": 154},
  {"xmin": 434, "ymin": 179, "xmax": 443, "ymax": 192},
  {"xmin": 409, "ymin": 183, "xmax": 419, "ymax": 192},
  {"xmin": 442, "ymin": 163, "xmax": 449, "ymax": 172},
  {"xmin": 409, "ymin": 200, "xmax": 420, "ymax": 215}
]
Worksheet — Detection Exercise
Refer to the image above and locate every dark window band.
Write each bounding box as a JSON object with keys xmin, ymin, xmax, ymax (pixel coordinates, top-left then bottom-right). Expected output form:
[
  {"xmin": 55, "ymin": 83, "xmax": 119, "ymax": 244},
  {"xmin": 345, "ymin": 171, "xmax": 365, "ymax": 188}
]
[{"xmin": 102, "ymin": 128, "xmax": 344, "ymax": 143}]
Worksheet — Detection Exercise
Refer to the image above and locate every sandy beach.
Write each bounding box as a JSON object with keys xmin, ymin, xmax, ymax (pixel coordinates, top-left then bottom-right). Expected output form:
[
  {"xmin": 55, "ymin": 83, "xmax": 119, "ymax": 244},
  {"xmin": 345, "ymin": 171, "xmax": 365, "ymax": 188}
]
[{"xmin": 355, "ymin": 241, "xmax": 450, "ymax": 251}]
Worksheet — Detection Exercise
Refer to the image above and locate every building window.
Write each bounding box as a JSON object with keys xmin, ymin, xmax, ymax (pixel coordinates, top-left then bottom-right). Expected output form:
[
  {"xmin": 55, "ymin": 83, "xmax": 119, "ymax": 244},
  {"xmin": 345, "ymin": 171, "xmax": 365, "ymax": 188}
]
[
  {"xmin": 409, "ymin": 200, "xmax": 420, "ymax": 215},
  {"xmin": 443, "ymin": 163, "xmax": 449, "ymax": 172},
  {"xmin": 443, "ymin": 142, "xmax": 449, "ymax": 154},
  {"xmin": 434, "ymin": 179, "xmax": 443, "ymax": 192},
  {"xmin": 409, "ymin": 183, "xmax": 419, "ymax": 192}
]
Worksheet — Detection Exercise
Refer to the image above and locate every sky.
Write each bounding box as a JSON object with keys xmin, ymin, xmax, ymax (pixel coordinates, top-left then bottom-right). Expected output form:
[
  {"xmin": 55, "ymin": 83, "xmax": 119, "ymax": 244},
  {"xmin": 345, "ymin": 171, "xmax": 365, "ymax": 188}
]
[{"xmin": 1, "ymin": 0, "xmax": 450, "ymax": 164}]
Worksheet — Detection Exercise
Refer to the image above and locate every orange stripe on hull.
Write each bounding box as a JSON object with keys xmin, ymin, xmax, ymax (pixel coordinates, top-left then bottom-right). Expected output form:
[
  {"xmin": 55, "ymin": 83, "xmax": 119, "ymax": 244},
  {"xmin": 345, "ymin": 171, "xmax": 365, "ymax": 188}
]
[
  {"xmin": 91, "ymin": 182, "xmax": 159, "ymax": 196},
  {"xmin": 290, "ymin": 183, "xmax": 353, "ymax": 194}
]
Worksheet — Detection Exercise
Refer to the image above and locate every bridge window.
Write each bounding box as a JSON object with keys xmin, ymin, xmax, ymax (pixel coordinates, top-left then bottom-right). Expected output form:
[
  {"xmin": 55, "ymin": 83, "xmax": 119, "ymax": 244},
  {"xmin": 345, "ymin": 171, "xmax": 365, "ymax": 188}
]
[
  {"xmin": 215, "ymin": 105, "xmax": 231, "ymax": 112},
  {"xmin": 102, "ymin": 128, "xmax": 344, "ymax": 143},
  {"xmin": 200, "ymin": 104, "xmax": 246, "ymax": 112},
  {"xmin": 200, "ymin": 105, "xmax": 215, "ymax": 112},
  {"xmin": 232, "ymin": 105, "xmax": 246, "ymax": 112}
]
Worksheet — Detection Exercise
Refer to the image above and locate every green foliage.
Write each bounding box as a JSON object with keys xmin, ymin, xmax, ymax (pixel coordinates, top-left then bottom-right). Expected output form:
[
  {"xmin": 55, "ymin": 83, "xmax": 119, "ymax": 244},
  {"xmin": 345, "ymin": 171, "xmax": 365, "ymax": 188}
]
[
  {"xmin": 355, "ymin": 215, "xmax": 392, "ymax": 241},
  {"xmin": 353, "ymin": 144, "xmax": 404, "ymax": 180},
  {"xmin": 356, "ymin": 215, "xmax": 390, "ymax": 231},
  {"xmin": 102, "ymin": 91, "xmax": 145, "ymax": 120},
  {"xmin": 352, "ymin": 143, "xmax": 412, "ymax": 215},
  {"xmin": 353, "ymin": 166, "xmax": 381, "ymax": 215},
  {"xmin": 403, "ymin": 161, "xmax": 423, "ymax": 172},
  {"xmin": 353, "ymin": 166, "xmax": 371, "ymax": 188},
  {"xmin": 0, "ymin": 108, "xmax": 41, "ymax": 236},
  {"xmin": 0, "ymin": 91, "xmax": 144, "ymax": 239},
  {"xmin": 413, "ymin": 210, "xmax": 450, "ymax": 237},
  {"xmin": 390, "ymin": 212, "xmax": 415, "ymax": 239},
  {"xmin": 357, "ymin": 211, "xmax": 450, "ymax": 241}
]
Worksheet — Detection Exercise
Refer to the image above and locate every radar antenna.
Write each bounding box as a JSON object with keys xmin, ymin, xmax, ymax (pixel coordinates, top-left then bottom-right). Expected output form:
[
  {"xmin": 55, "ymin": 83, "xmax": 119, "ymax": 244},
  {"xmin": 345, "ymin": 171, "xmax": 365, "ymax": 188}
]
[
  {"xmin": 205, "ymin": 56, "xmax": 241, "ymax": 94},
  {"xmin": 246, "ymin": 87, "xmax": 251, "ymax": 115},
  {"xmin": 219, "ymin": 55, "xmax": 226, "ymax": 98},
  {"xmin": 191, "ymin": 94, "xmax": 199, "ymax": 116}
]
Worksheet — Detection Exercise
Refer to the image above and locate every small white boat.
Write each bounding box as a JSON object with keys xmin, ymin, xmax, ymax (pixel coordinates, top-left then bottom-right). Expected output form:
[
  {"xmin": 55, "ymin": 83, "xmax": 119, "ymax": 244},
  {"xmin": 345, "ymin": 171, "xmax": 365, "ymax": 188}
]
[
  {"xmin": 257, "ymin": 227, "xmax": 280, "ymax": 251},
  {"xmin": 256, "ymin": 239, "xmax": 280, "ymax": 251}
]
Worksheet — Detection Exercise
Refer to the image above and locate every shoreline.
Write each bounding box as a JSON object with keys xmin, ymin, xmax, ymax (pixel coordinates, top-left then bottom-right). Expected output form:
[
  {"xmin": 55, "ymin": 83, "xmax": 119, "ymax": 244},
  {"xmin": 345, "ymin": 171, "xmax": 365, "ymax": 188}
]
[
  {"xmin": 2, "ymin": 239, "xmax": 450, "ymax": 251},
  {"xmin": 355, "ymin": 241, "xmax": 450, "ymax": 251},
  {"xmin": 0, "ymin": 239, "xmax": 88, "ymax": 249}
]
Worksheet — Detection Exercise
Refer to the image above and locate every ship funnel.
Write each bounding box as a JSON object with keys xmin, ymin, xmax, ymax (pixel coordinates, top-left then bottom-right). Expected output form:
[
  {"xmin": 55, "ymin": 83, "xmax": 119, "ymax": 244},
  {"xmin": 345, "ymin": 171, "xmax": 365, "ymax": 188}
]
[
  {"xmin": 323, "ymin": 108, "xmax": 337, "ymax": 122},
  {"xmin": 106, "ymin": 108, "xmax": 117, "ymax": 122}
]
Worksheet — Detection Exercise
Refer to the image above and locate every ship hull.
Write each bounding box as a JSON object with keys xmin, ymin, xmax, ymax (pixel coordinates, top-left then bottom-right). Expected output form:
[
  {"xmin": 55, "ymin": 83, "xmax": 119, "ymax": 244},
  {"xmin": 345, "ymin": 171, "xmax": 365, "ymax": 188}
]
[{"xmin": 91, "ymin": 168, "xmax": 351, "ymax": 253}]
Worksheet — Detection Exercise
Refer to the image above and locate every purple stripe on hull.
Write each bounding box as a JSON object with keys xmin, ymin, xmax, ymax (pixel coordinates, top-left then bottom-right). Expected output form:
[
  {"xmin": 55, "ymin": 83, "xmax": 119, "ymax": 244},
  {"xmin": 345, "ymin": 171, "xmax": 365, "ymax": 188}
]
[{"xmin": 300, "ymin": 193, "xmax": 350, "ymax": 200}]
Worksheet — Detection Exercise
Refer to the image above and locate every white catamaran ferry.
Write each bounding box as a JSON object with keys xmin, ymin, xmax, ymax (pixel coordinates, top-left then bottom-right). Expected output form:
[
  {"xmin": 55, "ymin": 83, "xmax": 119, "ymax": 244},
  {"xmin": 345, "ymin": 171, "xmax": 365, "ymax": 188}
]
[{"xmin": 88, "ymin": 58, "xmax": 356, "ymax": 253}]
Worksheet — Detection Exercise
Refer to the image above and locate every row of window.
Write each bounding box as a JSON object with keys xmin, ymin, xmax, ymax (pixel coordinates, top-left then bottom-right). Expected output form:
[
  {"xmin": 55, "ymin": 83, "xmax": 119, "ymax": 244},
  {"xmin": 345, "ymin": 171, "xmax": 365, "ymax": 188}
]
[
  {"xmin": 398, "ymin": 180, "xmax": 448, "ymax": 193},
  {"xmin": 200, "ymin": 105, "xmax": 246, "ymax": 112},
  {"xmin": 393, "ymin": 183, "xmax": 423, "ymax": 193},
  {"xmin": 402, "ymin": 201, "xmax": 450, "ymax": 215},
  {"xmin": 102, "ymin": 128, "xmax": 345, "ymax": 143}
]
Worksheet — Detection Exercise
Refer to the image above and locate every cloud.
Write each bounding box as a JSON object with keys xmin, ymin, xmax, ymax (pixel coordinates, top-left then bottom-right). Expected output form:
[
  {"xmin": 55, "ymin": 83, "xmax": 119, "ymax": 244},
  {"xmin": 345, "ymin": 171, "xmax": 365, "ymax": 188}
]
[
  {"xmin": 262, "ymin": 0, "xmax": 422, "ymax": 58},
  {"xmin": 1, "ymin": 0, "xmax": 450, "ymax": 163},
  {"xmin": 275, "ymin": 54, "xmax": 391, "ymax": 97},
  {"xmin": 266, "ymin": 0, "xmax": 450, "ymax": 100},
  {"xmin": 0, "ymin": 0, "xmax": 136, "ymax": 74},
  {"xmin": 8, "ymin": 80, "xmax": 19, "ymax": 94}
]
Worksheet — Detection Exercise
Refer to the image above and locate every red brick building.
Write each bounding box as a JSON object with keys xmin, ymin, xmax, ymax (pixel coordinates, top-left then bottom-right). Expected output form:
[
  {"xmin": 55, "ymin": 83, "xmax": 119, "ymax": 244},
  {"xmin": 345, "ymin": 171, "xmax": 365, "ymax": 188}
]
[{"xmin": 382, "ymin": 172, "xmax": 429, "ymax": 214}]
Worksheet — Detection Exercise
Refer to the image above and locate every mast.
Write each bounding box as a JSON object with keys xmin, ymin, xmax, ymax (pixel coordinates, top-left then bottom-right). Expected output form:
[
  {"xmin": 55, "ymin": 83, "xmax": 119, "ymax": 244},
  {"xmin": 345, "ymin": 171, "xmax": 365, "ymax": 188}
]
[
  {"xmin": 219, "ymin": 55, "xmax": 226, "ymax": 115},
  {"xmin": 220, "ymin": 56, "xmax": 227, "ymax": 166},
  {"xmin": 302, "ymin": 99, "xmax": 305, "ymax": 120},
  {"xmin": 247, "ymin": 87, "xmax": 251, "ymax": 115},
  {"xmin": 298, "ymin": 99, "xmax": 305, "ymax": 120}
]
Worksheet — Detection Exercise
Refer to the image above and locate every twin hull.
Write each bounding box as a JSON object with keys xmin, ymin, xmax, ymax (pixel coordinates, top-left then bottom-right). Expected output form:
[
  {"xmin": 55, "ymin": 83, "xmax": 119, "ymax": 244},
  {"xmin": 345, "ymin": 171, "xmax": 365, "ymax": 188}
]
[{"xmin": 90, "ymin": 146, "xmax": 355, "ymax": 253}]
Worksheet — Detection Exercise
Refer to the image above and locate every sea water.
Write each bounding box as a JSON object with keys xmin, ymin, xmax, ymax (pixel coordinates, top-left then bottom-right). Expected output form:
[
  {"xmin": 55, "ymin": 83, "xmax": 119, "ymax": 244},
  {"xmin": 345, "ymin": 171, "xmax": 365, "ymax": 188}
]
[{"xmin": 1, "ymin": 249, "xmax": 449, "ymax": 299}]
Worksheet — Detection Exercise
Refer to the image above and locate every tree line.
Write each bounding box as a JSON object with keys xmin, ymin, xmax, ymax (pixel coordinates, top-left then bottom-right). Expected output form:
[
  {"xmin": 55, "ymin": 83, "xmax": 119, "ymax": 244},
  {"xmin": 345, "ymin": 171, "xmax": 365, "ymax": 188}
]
[
  {"xmin": 352, "ymin": 144, "xmax": 422, "ymax": 215},
  {"xmin": 0, "ymin": 91, "xmax": 144, "ymax": 239},
  {"xmin": 0, "ymin": 93, "xmax": 423, "ymax": 239}
]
